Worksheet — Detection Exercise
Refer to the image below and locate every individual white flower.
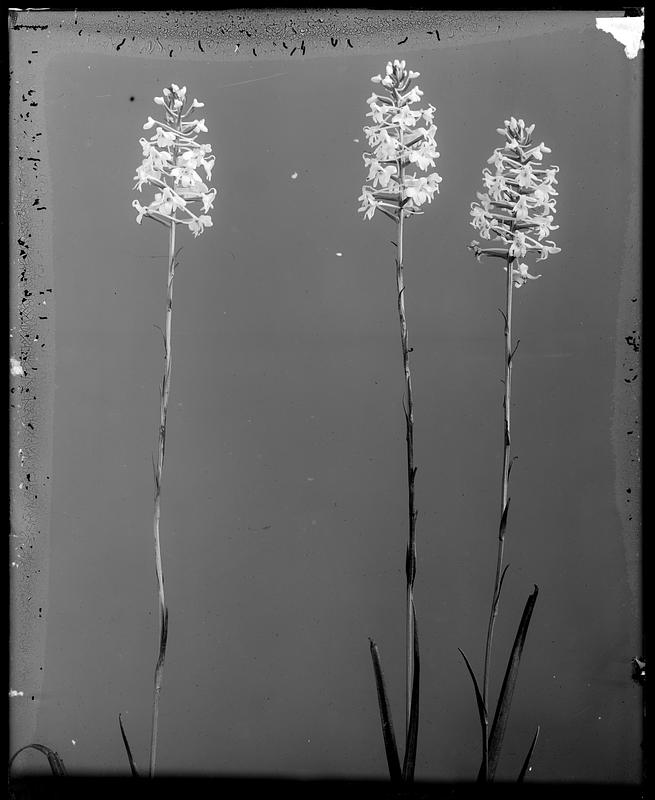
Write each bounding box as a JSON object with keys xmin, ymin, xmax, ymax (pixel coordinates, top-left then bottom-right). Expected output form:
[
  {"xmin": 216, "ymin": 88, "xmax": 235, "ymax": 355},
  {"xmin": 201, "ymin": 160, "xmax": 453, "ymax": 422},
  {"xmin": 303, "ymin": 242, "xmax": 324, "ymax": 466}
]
[
  {"xmin": 188, "ymin": 214, "xmax": 212, "ymax": 237},
  {"xmin": 422, "ymin": 104, "xmax": 436, "ymax": 125},
  {"xmin": 512, "ymin": 196, "xmax": 530, "ymax": 221},
  {"xmin": 408, "ymin": 140, "xmax": 439, "ymax": 170},
  {"xmin": 531, "ymin": 215, "xmax": 559, "ymax": 240},
  {"xmin": 134, "ymin": 160, "xmax": 161, "ymax": 192},
  {"xmin": 132, "ymin": 198, "xmax": 148, "ymax": 224},
  {"xmin": 154, "ymin": 127, "xmax": 177, "ymax": 149},
  {"xmin": 510, "ymin": 261, "xmax": 541, "ymax": 288},
  {"xmin": 201, "ymin": 189, "xmax": 217, "ymax": 213},
  {"xmin": 535, "ymin": 241, "xmax": 561, "ymax": 261},
  {"xmin": 516, "ymin": 164, "xmax": 534, "ymax": 188},
  {"xmin": 391, "ymin": 105, "xmax": 422, "ymax": 128},
  {"xmin": 358, "ymin": 188, "xmax": 379, "ymax": 220},
  {"xmin": 508, "ymin": 231, "xmax": 528, "ymax": 258}
]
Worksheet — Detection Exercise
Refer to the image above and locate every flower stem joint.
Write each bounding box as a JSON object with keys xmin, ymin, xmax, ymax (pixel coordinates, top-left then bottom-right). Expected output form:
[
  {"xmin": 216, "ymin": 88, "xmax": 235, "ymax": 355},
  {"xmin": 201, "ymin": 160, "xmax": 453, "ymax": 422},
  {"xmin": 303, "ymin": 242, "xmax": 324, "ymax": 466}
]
[
  {"xmin": 132, "ymin": 84, "xmax": 215, "ymax": 237},
  {"xmin": 469, "ymin": 116, "xmax": 560, "ymax": 287}
]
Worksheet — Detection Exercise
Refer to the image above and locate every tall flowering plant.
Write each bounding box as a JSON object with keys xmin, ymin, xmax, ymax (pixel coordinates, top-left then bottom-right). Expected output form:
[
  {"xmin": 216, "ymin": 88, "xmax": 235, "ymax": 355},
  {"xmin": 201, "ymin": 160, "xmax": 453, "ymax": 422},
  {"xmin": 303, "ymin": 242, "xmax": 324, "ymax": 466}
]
[
  {"xmin": 359, "ymin": 59, "xmax": 442, "ymax": 787},
  {"xmin": 128, "ymin": 84, "xmax": 215, "ymax": 778},
  {"xmin": 460, "ymin": 118, "xmax": 560, "ymax": 782}
]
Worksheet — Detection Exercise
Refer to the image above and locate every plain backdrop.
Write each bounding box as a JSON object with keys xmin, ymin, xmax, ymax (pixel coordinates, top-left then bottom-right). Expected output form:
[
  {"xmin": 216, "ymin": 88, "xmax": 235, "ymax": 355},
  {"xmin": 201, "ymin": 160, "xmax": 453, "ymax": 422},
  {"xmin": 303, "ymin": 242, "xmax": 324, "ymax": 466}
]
[{"xmin": 15, "ymin": 21, "xmax": 641, "ymax": 782}]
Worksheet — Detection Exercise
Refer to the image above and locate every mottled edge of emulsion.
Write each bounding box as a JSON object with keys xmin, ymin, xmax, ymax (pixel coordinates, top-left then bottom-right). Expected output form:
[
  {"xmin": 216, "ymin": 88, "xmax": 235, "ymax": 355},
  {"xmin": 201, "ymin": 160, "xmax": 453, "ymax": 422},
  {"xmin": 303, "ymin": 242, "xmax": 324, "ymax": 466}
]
[
  {"xmin": 8, "ymin": 6, "xmax": 626, "ymax": 769},
  {"xmin": 609, "ymin": 70, "xmax": 642, "ymax": 623}
]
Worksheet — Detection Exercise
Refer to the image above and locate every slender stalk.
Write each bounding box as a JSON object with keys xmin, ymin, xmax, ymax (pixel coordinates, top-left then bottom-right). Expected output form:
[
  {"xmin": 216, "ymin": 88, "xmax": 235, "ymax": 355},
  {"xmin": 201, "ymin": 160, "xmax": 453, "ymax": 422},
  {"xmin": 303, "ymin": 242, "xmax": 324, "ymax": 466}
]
[
  {"xmin": 481, "ymin": 244, "xmax": 515, "ymax": 778},
  {"xmin": 393, "ymin": 131, "xmax": 417, "ymax": 736},
  {"xmin": 149, "ymin": 218, "xmax": 176, "ymax": 777}
]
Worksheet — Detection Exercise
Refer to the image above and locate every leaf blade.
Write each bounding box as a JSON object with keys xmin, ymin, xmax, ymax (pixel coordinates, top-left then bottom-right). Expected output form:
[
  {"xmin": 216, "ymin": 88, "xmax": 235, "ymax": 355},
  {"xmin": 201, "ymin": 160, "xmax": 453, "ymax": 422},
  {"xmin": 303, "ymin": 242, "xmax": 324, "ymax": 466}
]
[
  {"xmin": 119, "ymin": 713, "xmax": 141, "ymax": 777},
  {"xmin": 402, "ymin": 600, "xmax": 420, "ymax": 783},
  {"xmin": 517, "ymin": 725, "xmax": 540, "ymax": 782},
  {"xmin": 369, "ymin": 638, "xmax": 402, "ymax": 784},
  {"xmin": 8, "ymin": 744, "xmax": 67, "ymax": 776},
  {"xmin": 458, "ymin": 648, "xmax": 488, "ymax": 780},
  {"xmin": 488, "ymin": 585, "xmax": 539, "ymax": 780}
]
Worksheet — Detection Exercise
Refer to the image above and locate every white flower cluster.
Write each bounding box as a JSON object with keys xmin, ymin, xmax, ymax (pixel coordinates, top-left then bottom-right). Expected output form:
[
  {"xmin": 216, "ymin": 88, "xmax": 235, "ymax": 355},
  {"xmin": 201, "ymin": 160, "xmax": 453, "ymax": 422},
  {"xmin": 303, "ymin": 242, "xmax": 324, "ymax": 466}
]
[
  {"xmin": 132, "ymin": 84, "xmax": 216, "ymax": 237},
  {"xmin": 469, "ymin": 117, "xmax": 560, "ymax": 287},
  {"xmin": 358, "ymin": 60, "xmax": 442, "ymax": 222}
]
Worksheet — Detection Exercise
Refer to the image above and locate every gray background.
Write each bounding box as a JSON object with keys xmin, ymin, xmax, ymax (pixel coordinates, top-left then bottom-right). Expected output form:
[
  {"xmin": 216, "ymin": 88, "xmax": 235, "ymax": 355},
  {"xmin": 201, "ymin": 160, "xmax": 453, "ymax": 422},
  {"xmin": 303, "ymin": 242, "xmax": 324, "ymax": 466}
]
[{"xmin": 10, "ymin": 11, "xmax": 642, "ymax": 783}]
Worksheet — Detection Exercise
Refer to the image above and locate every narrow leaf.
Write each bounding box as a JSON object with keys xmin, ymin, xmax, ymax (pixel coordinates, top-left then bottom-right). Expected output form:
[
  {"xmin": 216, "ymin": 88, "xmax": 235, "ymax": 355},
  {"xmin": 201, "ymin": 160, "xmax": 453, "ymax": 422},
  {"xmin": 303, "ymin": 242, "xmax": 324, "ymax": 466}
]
[
  {"xmin": 369, "ymin": 638, "xmax": 402, "ymax": 784},
  {"xmin": 373, "ymin": 191, "xmax": 401, "ymax": 203},
  {"xmin": 8, "ymin": 744, "xmax": 67, "ymax": 776},
  {"xmin": 153, "ymin": 323, "xmax": 167, "ymax": 354},
  {"xmin": 492, "ymin": 564, "xmax": 511, "ymax": 619},
  {"xmin": 149, "ymin": 214, "xmax": 171, "ymax": 229},
  {"xmin": 458, "ymin": 648, "xmax": 488, "ymax": 779},
  {"xmin": 487, "ymin": 585, "xmax": 539, "ymax": 780},
  {"xmin": 498, "ymin": 498, "xmax": 511, "ymax": 541},
  {"xmin": 379, "ymin": 208, "xmax": 399, "ymax": 223},
  {"xmin": 517, "ymin": 725, "xmax": 540, "ymax": 782},
  {"xmin": 402, "ymin": 601, "xmax": 421, "ymax": 783},
  {"xmin": 119, "ymin": 713, "xmax": 140, "ymax": 777},
  {"xmin": 156, "ymin": 605, "xmax": 169, "ymax": 672}
]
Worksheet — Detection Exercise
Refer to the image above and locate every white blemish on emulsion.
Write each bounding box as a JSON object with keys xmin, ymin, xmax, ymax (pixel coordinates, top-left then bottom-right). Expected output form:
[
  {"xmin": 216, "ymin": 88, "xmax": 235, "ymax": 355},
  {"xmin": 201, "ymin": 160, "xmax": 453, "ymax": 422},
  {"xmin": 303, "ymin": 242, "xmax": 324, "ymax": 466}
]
[
  {"xmin": 10, "ymin": 357, "xmax": 24, "ymax": 377},
  {"xmin": 596, "ymin": 15, "xmax": 644, "ymax": 59}
]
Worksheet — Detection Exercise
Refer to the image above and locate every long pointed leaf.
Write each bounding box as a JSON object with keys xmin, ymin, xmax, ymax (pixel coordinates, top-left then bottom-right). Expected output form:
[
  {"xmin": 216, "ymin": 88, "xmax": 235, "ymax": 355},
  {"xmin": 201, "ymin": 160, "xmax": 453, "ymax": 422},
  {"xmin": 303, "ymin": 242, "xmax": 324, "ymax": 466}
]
[
  {"xmin": 493, "ymin": 564, "xmax": 511, "ymax": 617},
  {"xmin": 119, "ymin": 713, "xmax": 140, "ymax": 777},
  {"xmin": 488, "ymin": 585, "xmax": 539, "ymax": 780},
  {"xmin": 498, "ymin": 497, "xmax": 511, "ymax": 540},
  {"xmin": 402, "ymin": 601, "xmax": 420, "ymax": 783},
  {"xmin": 517, "ymin": 725, "xmax": 540, "ymax": 782},
  {"xmin": 8, "ymin": 744, "xmax": 67, "ymax": 776},
  {"xmin": 472, "ymin": 563, "xmax": 523, "ymax": 782},
  {"xmin": 369, "ymin": 638, "xmax": 402, "ymax": 784},
  {"xmin": 458, "ymin": 648, "xmax": 488, "ymax": 779}
]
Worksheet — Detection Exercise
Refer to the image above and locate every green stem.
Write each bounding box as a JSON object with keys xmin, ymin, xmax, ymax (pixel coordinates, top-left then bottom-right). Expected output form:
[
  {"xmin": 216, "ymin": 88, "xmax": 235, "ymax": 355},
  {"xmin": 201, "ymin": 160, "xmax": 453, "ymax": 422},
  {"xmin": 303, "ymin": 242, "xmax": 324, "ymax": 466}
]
[
  {"xmin": 149, "ymin": 217, "xmax": 175, "ymax": 778},
  {"xmin": 481, "ymin": 243, "xmax": 515, "ymax": 780},
  {"xmin": 394, "ymin": 129, "xmax": 417, "ymax": 738}
]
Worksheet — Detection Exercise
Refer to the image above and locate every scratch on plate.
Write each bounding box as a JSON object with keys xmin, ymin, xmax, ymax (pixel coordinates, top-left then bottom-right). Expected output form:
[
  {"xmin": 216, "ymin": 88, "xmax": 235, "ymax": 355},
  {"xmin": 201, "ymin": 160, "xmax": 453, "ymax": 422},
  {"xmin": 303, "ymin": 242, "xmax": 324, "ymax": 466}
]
[{"xmin": 216, "ymin": 72, "xmax": 288, "ymax": 90}]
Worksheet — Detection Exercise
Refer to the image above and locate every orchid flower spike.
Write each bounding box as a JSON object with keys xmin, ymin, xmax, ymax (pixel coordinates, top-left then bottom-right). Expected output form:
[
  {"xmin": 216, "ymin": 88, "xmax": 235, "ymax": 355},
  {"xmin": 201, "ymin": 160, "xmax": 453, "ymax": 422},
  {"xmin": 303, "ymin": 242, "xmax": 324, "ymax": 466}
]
[
  {"xmin": 358, "ymin": 59, "xmax": 442, "ymax": 223},
  {"xmin": 133, "ymin": 83, "xmax": 216, "ymax": 237},
  {"xmin": 468, "ymin": 118, "xmax": 560, "ymax": 287}
]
